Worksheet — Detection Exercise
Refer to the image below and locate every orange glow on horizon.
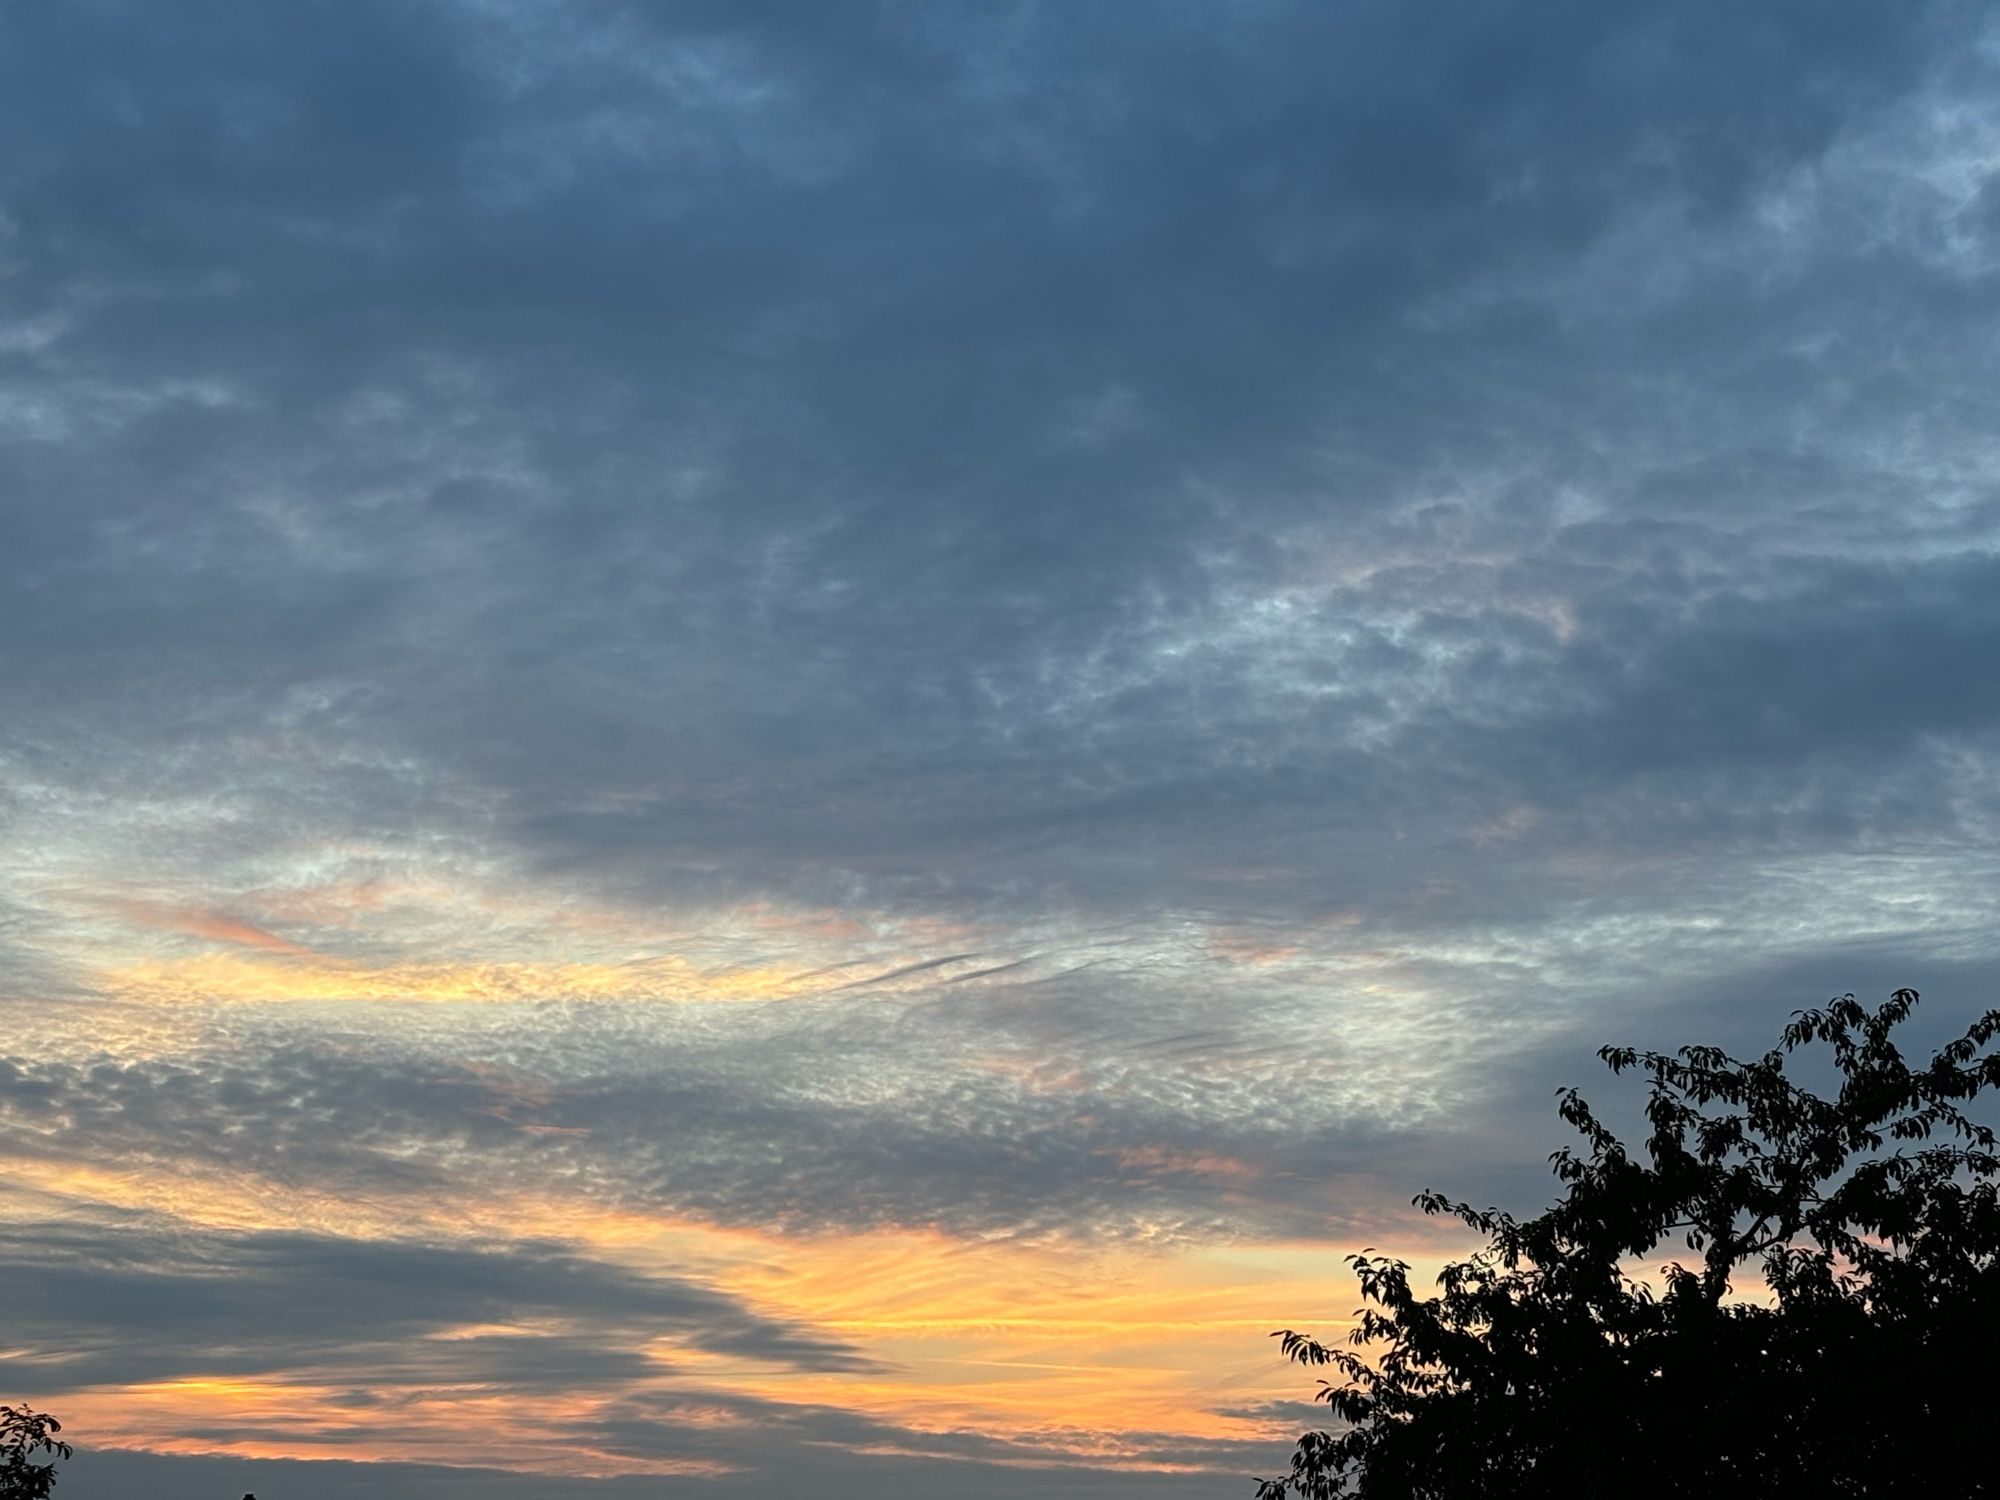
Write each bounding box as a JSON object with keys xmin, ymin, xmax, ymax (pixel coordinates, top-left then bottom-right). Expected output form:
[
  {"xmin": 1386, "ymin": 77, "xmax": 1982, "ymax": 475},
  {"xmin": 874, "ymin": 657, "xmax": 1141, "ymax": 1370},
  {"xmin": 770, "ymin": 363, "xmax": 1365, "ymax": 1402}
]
[
  {"xmin": 1, "ymin": 894, "xmax": 1474, "ymax": 1482},
  {"xmin": 4, "ymin": 1143, "xmax": 1431, "ymax": 1478}
]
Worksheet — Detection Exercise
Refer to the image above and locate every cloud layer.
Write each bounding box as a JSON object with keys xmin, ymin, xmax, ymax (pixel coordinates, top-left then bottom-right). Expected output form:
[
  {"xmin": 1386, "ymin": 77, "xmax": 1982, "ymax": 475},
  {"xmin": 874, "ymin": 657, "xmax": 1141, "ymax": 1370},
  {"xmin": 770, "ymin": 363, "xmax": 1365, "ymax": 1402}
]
[{"xmin": 5, "ymin": 0, "xmax": 2000, "ymax": 1492}]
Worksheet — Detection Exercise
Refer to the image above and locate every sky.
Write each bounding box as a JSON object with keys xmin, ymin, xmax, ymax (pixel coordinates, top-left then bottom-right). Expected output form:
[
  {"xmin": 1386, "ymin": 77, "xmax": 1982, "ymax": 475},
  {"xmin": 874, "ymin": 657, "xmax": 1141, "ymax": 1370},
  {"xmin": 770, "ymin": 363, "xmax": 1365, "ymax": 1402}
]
[{"xmin": 4, "ymin": 1, "xmax": 2000, "ymax": 1495}]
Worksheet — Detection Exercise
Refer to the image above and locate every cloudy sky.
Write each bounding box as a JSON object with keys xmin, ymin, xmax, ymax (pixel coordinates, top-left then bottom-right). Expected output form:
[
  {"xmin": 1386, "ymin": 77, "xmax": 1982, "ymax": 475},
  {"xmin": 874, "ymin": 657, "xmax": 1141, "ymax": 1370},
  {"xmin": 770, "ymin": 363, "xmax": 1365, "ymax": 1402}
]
[{"xmin": 4, "ymin": 1, "xmax": 2000, "ymax": 1494}]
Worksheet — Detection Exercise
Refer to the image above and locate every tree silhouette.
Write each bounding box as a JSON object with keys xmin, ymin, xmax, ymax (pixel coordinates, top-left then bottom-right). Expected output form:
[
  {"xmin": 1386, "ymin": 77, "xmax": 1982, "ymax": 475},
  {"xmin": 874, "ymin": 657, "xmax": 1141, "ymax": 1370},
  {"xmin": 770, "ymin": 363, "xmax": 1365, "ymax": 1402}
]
[
  {"xmin": 0, "ymin": 1407, "xmax": 68, "ymax": 1500},
  {"xmin": 1257, "ymin": 990, "xmax": 2000, "ymax": 1498}
]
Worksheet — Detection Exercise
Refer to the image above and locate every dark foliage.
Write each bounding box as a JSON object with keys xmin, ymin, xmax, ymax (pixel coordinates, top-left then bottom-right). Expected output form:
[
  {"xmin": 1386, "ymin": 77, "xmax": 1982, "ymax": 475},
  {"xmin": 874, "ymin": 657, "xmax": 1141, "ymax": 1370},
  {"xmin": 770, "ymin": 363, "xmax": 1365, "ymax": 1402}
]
[
  {"xmin": 1258, "ymin": 990, "xmax": 2000, "ymax": 1498},
  {"xmin": 0, "ymin": 1406, "xmax": 68, "ymax": 1500}
]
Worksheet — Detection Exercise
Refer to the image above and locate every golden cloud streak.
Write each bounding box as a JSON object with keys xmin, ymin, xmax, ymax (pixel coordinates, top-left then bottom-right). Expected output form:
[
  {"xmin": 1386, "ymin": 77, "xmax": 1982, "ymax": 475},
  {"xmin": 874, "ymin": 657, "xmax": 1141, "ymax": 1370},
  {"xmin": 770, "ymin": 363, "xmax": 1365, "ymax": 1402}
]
[{"xmin": 96, "ymin": 950, "xmax": 819, "ymax": 1005}]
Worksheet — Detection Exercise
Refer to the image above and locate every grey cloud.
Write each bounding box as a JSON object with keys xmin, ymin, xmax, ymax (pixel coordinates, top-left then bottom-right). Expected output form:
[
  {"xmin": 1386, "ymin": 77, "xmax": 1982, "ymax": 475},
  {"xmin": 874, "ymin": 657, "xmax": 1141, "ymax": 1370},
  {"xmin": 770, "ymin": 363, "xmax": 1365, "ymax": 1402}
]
[
  {"xmin": 27, "ymin": 964, "xmax": 1980, "ymax": 1256},
  {"xmin": 0, "ymin": 977, "xmax": 1445, "ymax": 1245},
  {"xmin": 65, "ymin": 1383, "xmax": 1277, "ymax": 1495},
  {"xmin": 63, "ymin": 1441, "xmax": 1239, "ymax": 1500},
  {"xmin": 581, "ymin": 1384, "xmax": 1283, "ymax": 1479},
  {"xmin": 1, "ymin": 2, "xmax": 1990, "ymax": 927},
  {"xmin": 0, "ymin": 1210, "xmax": 868, "ymax": 1393},
  {"xmin": 1552, "ymin": 553, "xmax": 2000, "ymax": 774}
]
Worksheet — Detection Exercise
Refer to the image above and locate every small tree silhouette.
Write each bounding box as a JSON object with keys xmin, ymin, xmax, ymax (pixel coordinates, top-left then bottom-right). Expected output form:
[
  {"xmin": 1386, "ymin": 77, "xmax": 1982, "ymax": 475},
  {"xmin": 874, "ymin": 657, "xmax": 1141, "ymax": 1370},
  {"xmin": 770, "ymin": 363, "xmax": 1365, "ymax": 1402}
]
[
  {"xmin": 1257, "ymin": 990, "xmax": 2000, "ymax": 1498},
  {"xmin": 0, "ymin": 1406, "xmax": 68, "ymax": 1500}
]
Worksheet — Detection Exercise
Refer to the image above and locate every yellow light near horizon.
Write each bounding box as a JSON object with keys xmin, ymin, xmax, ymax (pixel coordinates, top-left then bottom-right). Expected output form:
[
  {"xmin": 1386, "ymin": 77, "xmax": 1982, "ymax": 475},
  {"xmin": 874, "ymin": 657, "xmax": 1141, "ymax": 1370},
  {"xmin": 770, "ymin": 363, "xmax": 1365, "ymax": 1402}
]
[
  {"xmin": 2, "ymin": 1147, "xmax": 1435, "ymax": 1478},
  {"xmin": 95, "ymin": 949, "xmax": 821, "ymax": 1005}
]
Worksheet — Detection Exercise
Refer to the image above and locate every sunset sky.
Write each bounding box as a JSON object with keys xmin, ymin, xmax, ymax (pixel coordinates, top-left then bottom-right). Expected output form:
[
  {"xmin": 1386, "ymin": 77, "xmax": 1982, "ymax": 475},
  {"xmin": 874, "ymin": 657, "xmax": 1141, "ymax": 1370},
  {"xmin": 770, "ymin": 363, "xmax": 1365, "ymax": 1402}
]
[{"xmin": 5, "ymin": 3, "xmax": 2000, "ymax": 1496}]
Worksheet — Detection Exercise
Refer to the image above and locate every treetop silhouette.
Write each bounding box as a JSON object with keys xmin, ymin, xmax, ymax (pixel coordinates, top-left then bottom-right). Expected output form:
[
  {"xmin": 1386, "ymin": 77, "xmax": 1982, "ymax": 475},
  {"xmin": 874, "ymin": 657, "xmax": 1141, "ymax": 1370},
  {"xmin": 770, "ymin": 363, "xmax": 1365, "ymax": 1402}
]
[
  {"xmin": 1258, "ymin": 989, "xmax": 2000, "ymax": 1498},
  {"xmin": 0, "ymin": 1406, "xmax": 67, "ymax": 1500}
]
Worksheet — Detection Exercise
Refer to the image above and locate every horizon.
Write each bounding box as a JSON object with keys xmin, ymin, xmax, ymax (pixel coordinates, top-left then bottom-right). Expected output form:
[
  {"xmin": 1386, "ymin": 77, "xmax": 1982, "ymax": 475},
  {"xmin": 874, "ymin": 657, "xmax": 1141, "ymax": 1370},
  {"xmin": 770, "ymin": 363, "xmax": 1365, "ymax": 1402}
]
[{"xmin": 4, "ymin": 3, "xmax": 2000, "ymax": 1496}]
